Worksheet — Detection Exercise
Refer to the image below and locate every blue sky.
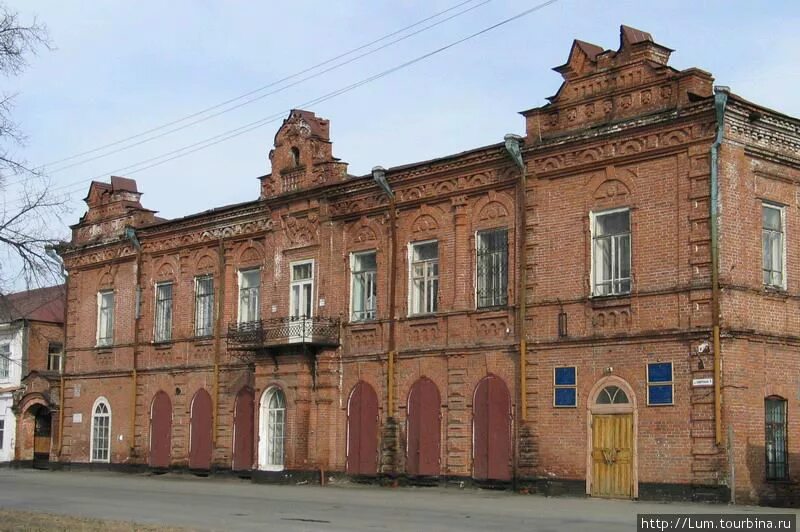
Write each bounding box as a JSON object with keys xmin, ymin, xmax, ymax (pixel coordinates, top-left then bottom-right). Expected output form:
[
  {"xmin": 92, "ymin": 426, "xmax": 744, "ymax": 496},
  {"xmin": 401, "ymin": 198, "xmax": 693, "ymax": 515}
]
[{"xmin": 4, "ymin": 0, "xmax": 800, "ymax": 229}]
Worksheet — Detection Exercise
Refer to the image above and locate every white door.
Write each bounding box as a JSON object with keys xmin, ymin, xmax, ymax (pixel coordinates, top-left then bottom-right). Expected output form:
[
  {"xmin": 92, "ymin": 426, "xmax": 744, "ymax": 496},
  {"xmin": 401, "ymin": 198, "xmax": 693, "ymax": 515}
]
[
  {"xmin": 290, "ymin": 261, "xmax": 314, "ymax": 341},
  {"xmin": 258, "ymin": 387, "xmax": 285, "ymax": 471}
]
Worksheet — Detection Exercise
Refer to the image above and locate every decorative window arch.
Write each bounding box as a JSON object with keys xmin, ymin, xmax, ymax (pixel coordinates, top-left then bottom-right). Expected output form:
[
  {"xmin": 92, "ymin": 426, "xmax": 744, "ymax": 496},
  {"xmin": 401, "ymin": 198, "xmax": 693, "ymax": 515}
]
[
  {"xmin": 259, "ymin": 386, "xmax": 286, "ymax": 471},
  {"xmin": 91, "ymin": 397, "xmax": 111, "ymax": 463}
]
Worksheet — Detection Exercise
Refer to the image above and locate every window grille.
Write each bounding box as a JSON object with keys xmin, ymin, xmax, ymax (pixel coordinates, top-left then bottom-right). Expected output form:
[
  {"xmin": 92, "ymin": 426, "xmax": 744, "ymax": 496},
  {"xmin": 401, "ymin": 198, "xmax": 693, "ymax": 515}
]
[
  {"xmin": 765, "ymin": 397, "xmax": 788, "ymax": 480},
  {"xmin": 476, "ymin": 229, "xmax": 508, "ymax": 308},
  {"xmin": 195, "ymin": 276, "xmax": 214, "ymax": 337},
  {"xmin": 154, "ymin": 282, "xmax": 173, "ymax": 342}
]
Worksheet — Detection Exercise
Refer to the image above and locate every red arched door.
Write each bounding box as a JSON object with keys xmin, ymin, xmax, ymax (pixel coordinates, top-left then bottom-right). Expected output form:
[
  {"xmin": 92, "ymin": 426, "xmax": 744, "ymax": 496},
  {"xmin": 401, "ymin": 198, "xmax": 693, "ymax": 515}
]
[
  {"xmin": 189, "ymin": 389, "xmax": 213, "ymax": 470},
  {"xmin": 346, "ymin": 381, "xmax": 378, "ymax": 476},
  {"xmin": 407, "ymin": 377, "xmax": 441, "ymax": 476},
  {"xmin": 149, "ymin": 391, "xmax": 172, "ymax": 468},
  {"xmin": 232, "ymin": 387, "xmax": 254, "ymax": 471},
  {"xmin": 473, "ymin": 375, "xmax": 511, "ymax": 481}
]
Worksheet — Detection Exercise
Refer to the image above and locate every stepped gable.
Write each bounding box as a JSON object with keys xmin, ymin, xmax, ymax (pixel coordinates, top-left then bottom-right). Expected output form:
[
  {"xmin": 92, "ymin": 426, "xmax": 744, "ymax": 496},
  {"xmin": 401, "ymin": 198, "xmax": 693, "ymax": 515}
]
[{"xmin": 522, "ymin": 25, "xmax": 714, "ymax": 141}]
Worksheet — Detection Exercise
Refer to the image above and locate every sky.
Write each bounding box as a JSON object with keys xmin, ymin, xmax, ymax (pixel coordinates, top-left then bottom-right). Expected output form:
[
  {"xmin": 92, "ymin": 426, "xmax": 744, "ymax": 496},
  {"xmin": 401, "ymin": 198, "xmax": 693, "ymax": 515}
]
[{"xmin": 3, "ymin": 0, "xmax": 800, "ymax": 238}]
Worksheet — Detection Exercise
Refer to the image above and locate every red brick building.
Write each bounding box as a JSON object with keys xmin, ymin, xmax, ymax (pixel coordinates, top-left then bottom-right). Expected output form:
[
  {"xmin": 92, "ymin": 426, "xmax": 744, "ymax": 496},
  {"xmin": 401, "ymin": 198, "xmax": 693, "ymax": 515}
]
[{"xmin": 55, "ymin": 27, "xmax": 800, "ymax": 505}]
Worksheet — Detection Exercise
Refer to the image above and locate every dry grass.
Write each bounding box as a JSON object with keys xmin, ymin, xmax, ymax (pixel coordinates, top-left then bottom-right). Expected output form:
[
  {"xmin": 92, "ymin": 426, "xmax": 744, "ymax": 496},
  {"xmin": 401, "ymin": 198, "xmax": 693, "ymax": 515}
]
[{"xmin": 0, "ymin": 509, "xmax": 190, "ymax": 531}]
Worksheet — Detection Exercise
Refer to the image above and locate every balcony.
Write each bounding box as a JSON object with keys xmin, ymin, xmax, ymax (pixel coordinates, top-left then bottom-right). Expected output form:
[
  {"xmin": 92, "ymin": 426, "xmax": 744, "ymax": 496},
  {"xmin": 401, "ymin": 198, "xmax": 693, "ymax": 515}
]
[{"xmin": 227, "ymin": 316, "xmax": 340, "ymax": 352}]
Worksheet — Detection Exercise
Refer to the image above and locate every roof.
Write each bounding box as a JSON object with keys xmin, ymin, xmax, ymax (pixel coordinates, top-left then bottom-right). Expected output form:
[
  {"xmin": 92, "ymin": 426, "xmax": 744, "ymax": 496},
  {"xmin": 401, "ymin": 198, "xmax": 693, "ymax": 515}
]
[{"xmin": 0, "ymin": 284, "xmax": 66, "ymax": 324}]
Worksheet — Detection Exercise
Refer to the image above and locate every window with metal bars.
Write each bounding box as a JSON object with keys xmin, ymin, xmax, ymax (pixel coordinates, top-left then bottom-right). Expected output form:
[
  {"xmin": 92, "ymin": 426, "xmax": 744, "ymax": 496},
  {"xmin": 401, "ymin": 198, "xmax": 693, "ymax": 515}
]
[
  {"xmin": 351, "ymin": 251, "xmax": 377, "ymax": 321},
  {"xmin": 592, "ymin": 209, "xmax": 631, "ymax": 296},
  {"xmin": 765, "ymin": 396, "xmax": 788, "ymax": 480},
  {"xmin": 47, "ymin": 343, "xmax": 63, "ymax": 373},
  {"xmin": 476, "ymin": 228, "xmax": 508, "ymax": 308},
  {"xmin": 0, "ymin": 417, "xmax": 4, "ymax": 450},
  {"xmin": 238, "ymin": 269, "xmax": 261, "ymax": 324},
  {"xmin": 194, "ymin": 276, "xmax": 214, "ymax": 337},
  {"xmin": 762, "ymin": 203, "xmax": 785, "ymax": 288},
  {"xmin": 410, "ymin": 241, "xmax": 438, "ymax": 315},
  {"xmin": 96, "ymin": 290, "xmax": 114, "ymax": 347},
  {"xmin": 0, "ymin": 343, "xmax": 9, "ymax": 379},
  {"xmin": 154, "ymin": 282, "xmax": 173, "ymax": 342}
]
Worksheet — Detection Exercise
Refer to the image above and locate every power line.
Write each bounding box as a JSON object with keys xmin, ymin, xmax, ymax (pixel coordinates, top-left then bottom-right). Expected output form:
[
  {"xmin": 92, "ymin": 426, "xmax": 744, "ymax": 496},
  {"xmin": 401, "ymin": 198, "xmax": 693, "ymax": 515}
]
[
  {"xmin": 36, "ymin": 0, "xmax": 491, "ymax": 177},
  {"xmin": 3, "ymin": 0, "xmax": 486, "ymax": 188},
  {"xmin": 9, "ymin": 0, "xmax": 560, "ymax": 206}
]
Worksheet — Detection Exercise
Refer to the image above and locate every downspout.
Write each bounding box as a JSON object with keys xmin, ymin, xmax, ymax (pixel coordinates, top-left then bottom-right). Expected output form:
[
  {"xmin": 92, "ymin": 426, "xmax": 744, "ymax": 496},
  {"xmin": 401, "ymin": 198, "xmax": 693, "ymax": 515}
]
[
  {"xmin": 710, "ymin": 87, "xmax": 729, "ymax": 447},
  {"xmin": 504, "ymin": 135, "xmax": 527, "ymax": 420},
  {"xmin": 212, "ymin": 238, "xmax": 226, "ymax": 446},
  {"xmin": 372, "ymin": 166, "xmax": 397, "ymax": 420},
  {"xmin": 126, "ymin": 227, "xmax": 143, "ymax": 456},
  {"xmin": 504, "ymin": 134, "xmax": 527, "ymax": 489}
]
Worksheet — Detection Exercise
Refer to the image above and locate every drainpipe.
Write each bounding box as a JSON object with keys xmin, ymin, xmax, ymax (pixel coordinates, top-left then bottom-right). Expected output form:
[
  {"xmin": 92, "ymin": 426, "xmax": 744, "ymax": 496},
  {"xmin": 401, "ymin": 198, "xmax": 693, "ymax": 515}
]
[
  {"xmin": 212, "ymin": 238, "xmax": 226, "ymax": 447},
  {"xmin": 126, "ymin": 227, "xmax": 143, "ymax": 456},
  {"xmin": 710, "ymin": 87, "xmax": 729, "ymax": 447},
  {"xmin": 372, "ymin": 166, "xmax": 397, "ymax": 420},
  {"xmin": 504, "ymin": 135, "xmax": 528, "ymax": 422},
  {"xmin": 46, "ymin": 246, "xmax": 68, "ymax": 457}
]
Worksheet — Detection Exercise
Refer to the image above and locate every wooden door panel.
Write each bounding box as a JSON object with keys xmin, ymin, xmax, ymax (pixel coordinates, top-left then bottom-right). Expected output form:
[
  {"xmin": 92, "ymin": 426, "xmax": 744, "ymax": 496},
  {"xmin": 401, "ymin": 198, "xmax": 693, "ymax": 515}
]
[
  {"xmin": 189, "ymin": 389, "xmax": 213, "ymax": 470},
  {"xmin": 407, "ymin": 378, "xmax": 441, "ymax": 477},
  {"xmin": 347, "ymin": 381, "xmax": 378, "ymax": 476},
  {"xmin": 149, "ymin": 392, "xmax": 172, "ymax": 468},
  {"xmin": 473, "ymin": 375, "xmax": 511, "ymax": 481},
  {"xmin": 232, "ymin": 387, "xmax": 254, "ymax": 471},
  {"xmin": 591, "ymin": 414, "xmax": 633, "ymax": 498}
]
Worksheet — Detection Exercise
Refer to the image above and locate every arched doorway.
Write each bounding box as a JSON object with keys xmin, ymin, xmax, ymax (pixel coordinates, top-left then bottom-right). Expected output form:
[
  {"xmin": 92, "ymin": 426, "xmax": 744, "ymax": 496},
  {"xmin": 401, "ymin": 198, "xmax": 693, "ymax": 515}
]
[
  {"xmin": 232, "ymin": 387, "xmax": 254, "ymax": 471},
  {"xmin": 31, "ymin": 406, "xmax": 51, "ymax": 468},
  {"xmin": 346, "ymin": 381, "xmax": 378, "ymax": 476},
  {"xmin": 406, "ymin": 377, "xmax": 441, "ymax": 477},
  {"xmin": 258, "ymin": 387, "xmax": 286, "ymax": 471},
  {"xmin": 189, "ymin": 389, "xmax": 212, "ymax": 470},
  {"xmin": 149, "ymin": 391, "xmax": 172, "ymax": 469},
  {"xmin": 586, "ymin": 376, "xmax": 638, "ymax": 499},
  {"xmin": 472, "ymin": 374, "xmax": 511, "ymax": 481}
]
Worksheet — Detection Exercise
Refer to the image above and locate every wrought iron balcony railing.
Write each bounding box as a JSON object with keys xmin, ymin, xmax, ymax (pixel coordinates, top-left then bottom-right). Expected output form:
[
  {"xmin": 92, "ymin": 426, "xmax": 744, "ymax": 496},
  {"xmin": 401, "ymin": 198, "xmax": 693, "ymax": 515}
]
[{"xmin": 227, "ymin": 316, "xmax": 340, "ymax": 350}]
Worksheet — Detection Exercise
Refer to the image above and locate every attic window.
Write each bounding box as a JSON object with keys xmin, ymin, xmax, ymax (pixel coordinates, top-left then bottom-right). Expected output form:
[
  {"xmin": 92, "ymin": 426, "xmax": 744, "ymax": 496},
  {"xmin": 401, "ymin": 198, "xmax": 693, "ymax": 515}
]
[{"xmin": 291, "ymin": 147, "xmax": 301, "ymax": 167}]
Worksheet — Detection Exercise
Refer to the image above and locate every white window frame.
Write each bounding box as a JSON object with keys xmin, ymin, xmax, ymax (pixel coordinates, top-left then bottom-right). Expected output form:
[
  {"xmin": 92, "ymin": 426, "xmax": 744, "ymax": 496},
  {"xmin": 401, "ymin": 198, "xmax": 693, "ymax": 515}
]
[
  {"xmin": 0, "ymin": 343, "xmax": 9, "ymax": 380},
  {"xmin": 553, "ymin": 366, "xmax": 578, "ymax": 408},
  {"xmin": 475, "ymin": 228, "xmax": 509, "ymax": 309},
  {"xmin": 408, "ymin": 240, "xmax": 439, "ymax": 316},
  {"xmin": 96, "ymin": 290, "xmax": 115, "ymax": 347},
  {"xmin": 259, "ymin": 386, "xmax": 286, "ymax": 471},
  {"xmin": 47, "ymin": 342, "xmax": 64, "ymax": 373},
  {"xmin": 237, "ymin": 268, "xmax": 261, "ymax": 324},
  {"xmin": 194, "ymin": 275, "xmax": 215, "ymax": 337},
  {"xmin": 762, "ymin": 202, "xmax": 787, "ymax": 290},
  {"xmin": 153, "ymin": 281, "xmax": 173, "ymax": 343},
  {"xmin": 289, "ymin": 259, "xmax": 315, "ymax": 320},
  {"xmin": 646, "ymin": 362, "xmax": 675, "ymax": 407},
  {"xmin": 90, "ymin": 396, "xmax": 111, "ymax": 463},
  {"xmin": 350, "ymin": 251, "xmax": 377, "ymax": 322},
  {"xmin": 590, "ymin": 207, "xmax": 632, "ymax": 297}
]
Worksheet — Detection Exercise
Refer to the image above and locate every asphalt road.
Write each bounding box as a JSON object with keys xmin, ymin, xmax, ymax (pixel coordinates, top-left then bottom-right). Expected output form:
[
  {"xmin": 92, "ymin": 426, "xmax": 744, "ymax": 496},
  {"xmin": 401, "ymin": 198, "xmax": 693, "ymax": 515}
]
[{"xmin": 0, "ymin": 469, "xmax": 795, "ymax": 531}]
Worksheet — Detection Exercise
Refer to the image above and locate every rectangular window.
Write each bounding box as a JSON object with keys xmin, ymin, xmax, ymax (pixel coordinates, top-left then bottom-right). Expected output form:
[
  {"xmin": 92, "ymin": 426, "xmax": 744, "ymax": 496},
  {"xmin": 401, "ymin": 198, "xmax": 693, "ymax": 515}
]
[
  {"xmin": 194, "ymin": 275, "xmax": 214, "ymax": 337},
  {"xmin": 763, "ymin": 203, "xmax": 785, "ymax": 288},
  {"xmin": 290, "ymin": 260, "xmax": 314, "ymax": 320},
  {"xmin": 238, "ymin": 269, "xmax": 261, "ymax": 324},
  {"xmin": 0, "ymin": 417, "xmax": 4, "ymax": 450},
  {"xmin": 592, "ymin": 209, "xmax": 631, "ymax": 296},
  {"xmin": 554, "ymin": 366, "xmax": 577, "ymax": 407},
  {"xmin": 476, "ymin": 228, "xmax": 508, "ymax": 308},
  {"xmin": 96, "ymin": 290, "xmax": 114, "ymax": 347},
  {"xmin": 154, "ymin": 282, "xmax": 173, "ymax": 342},
  {"xmin": 647, "ymin": 362, "xmax": 674, "ymax": 405},
  {"xmin": 47, "ymin": 342, "xmax": 64, "ymax": 373},
  {"xmin": 410, "ymin": 241, "xmax": 439, "ymax": 315},
  {"xmin": 765, "ymin": 397, "xmax": 788, "ymax": 480},
  {"xmin": 351, "ymin": 251, "xmax": 377, "ymax": 321},
  {"xmin": 0, "ymin": 343, "xmax": 9, "ymax": 379}
]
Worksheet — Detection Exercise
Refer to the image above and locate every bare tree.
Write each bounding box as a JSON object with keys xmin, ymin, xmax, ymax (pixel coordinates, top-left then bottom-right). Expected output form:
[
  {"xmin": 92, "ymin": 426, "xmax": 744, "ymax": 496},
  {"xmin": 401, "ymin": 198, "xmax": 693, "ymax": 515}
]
[{"xmin": 0, "ymin": 3, "xmax": 61, "ymax": 292}]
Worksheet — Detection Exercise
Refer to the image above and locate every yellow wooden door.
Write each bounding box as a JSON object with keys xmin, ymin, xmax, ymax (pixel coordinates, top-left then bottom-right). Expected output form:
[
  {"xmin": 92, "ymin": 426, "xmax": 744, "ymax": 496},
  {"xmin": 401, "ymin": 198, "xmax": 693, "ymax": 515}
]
[{"xmin": 591, "ymin": 414, "xmax": 633, "ymax": 498}]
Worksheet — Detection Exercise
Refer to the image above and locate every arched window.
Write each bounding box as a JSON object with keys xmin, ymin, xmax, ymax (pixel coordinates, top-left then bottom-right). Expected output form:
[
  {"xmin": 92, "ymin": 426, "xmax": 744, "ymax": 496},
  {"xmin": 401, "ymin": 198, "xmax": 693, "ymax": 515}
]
[
  {"xmin": 259, "ymin": 387, "xmax": 286, "ymax": 470},
  {"xmin": 290, "ymin": 147, "xmax": 301, "ymax": 167},
  {"xmin": 91, "ymin": 397, "xmax": 111, "ymax": 463},
  {"xmin": 765, "ymin": 396, "xmax": 788, "ymax": 480},
  {"xmin": 596, "ymin": 385, "xmax": 629, "ymax": 405}
]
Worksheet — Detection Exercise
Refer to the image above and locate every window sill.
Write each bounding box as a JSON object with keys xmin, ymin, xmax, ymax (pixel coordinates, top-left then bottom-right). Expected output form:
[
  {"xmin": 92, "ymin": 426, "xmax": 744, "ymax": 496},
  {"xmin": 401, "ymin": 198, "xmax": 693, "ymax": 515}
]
[
  {"xmin": 763, "ymin": 286, "xmax": 788, "ymax": 299},
  {"xmin": 192, "ymin": 336, "xmax": 214, "ymax": 345},
  {"xmin": 94, "ymin": 347, "xmax": 113, "ymax": 355},
  {"xmin": 405, "ymin": 313, "xmax": 438, "ymax": 321},
  {"xmin": 765, "ymin": 478, "xmax": 794, "ymax": 485},
  {"xmin": 152, "ymin": 341, "xmax": 173, "ymax": 350},
  {"xmin": 589, "ymin": 294, "xmax": 632, "ymax": 308}
]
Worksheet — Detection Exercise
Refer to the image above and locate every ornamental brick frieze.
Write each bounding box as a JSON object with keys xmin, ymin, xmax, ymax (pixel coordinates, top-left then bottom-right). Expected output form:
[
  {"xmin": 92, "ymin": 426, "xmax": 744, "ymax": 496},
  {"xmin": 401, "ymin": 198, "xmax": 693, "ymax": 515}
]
[
  {"xmin": 282, "ymin": 212, "xmax": 319, "ymax": 247},
  {"xmin": 530, "ymin": 121, "xmax": 715, "ymax": 176},
  {"xmin": 141, "ymin": 217, "xmax": 275, "ymax": 254}
]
